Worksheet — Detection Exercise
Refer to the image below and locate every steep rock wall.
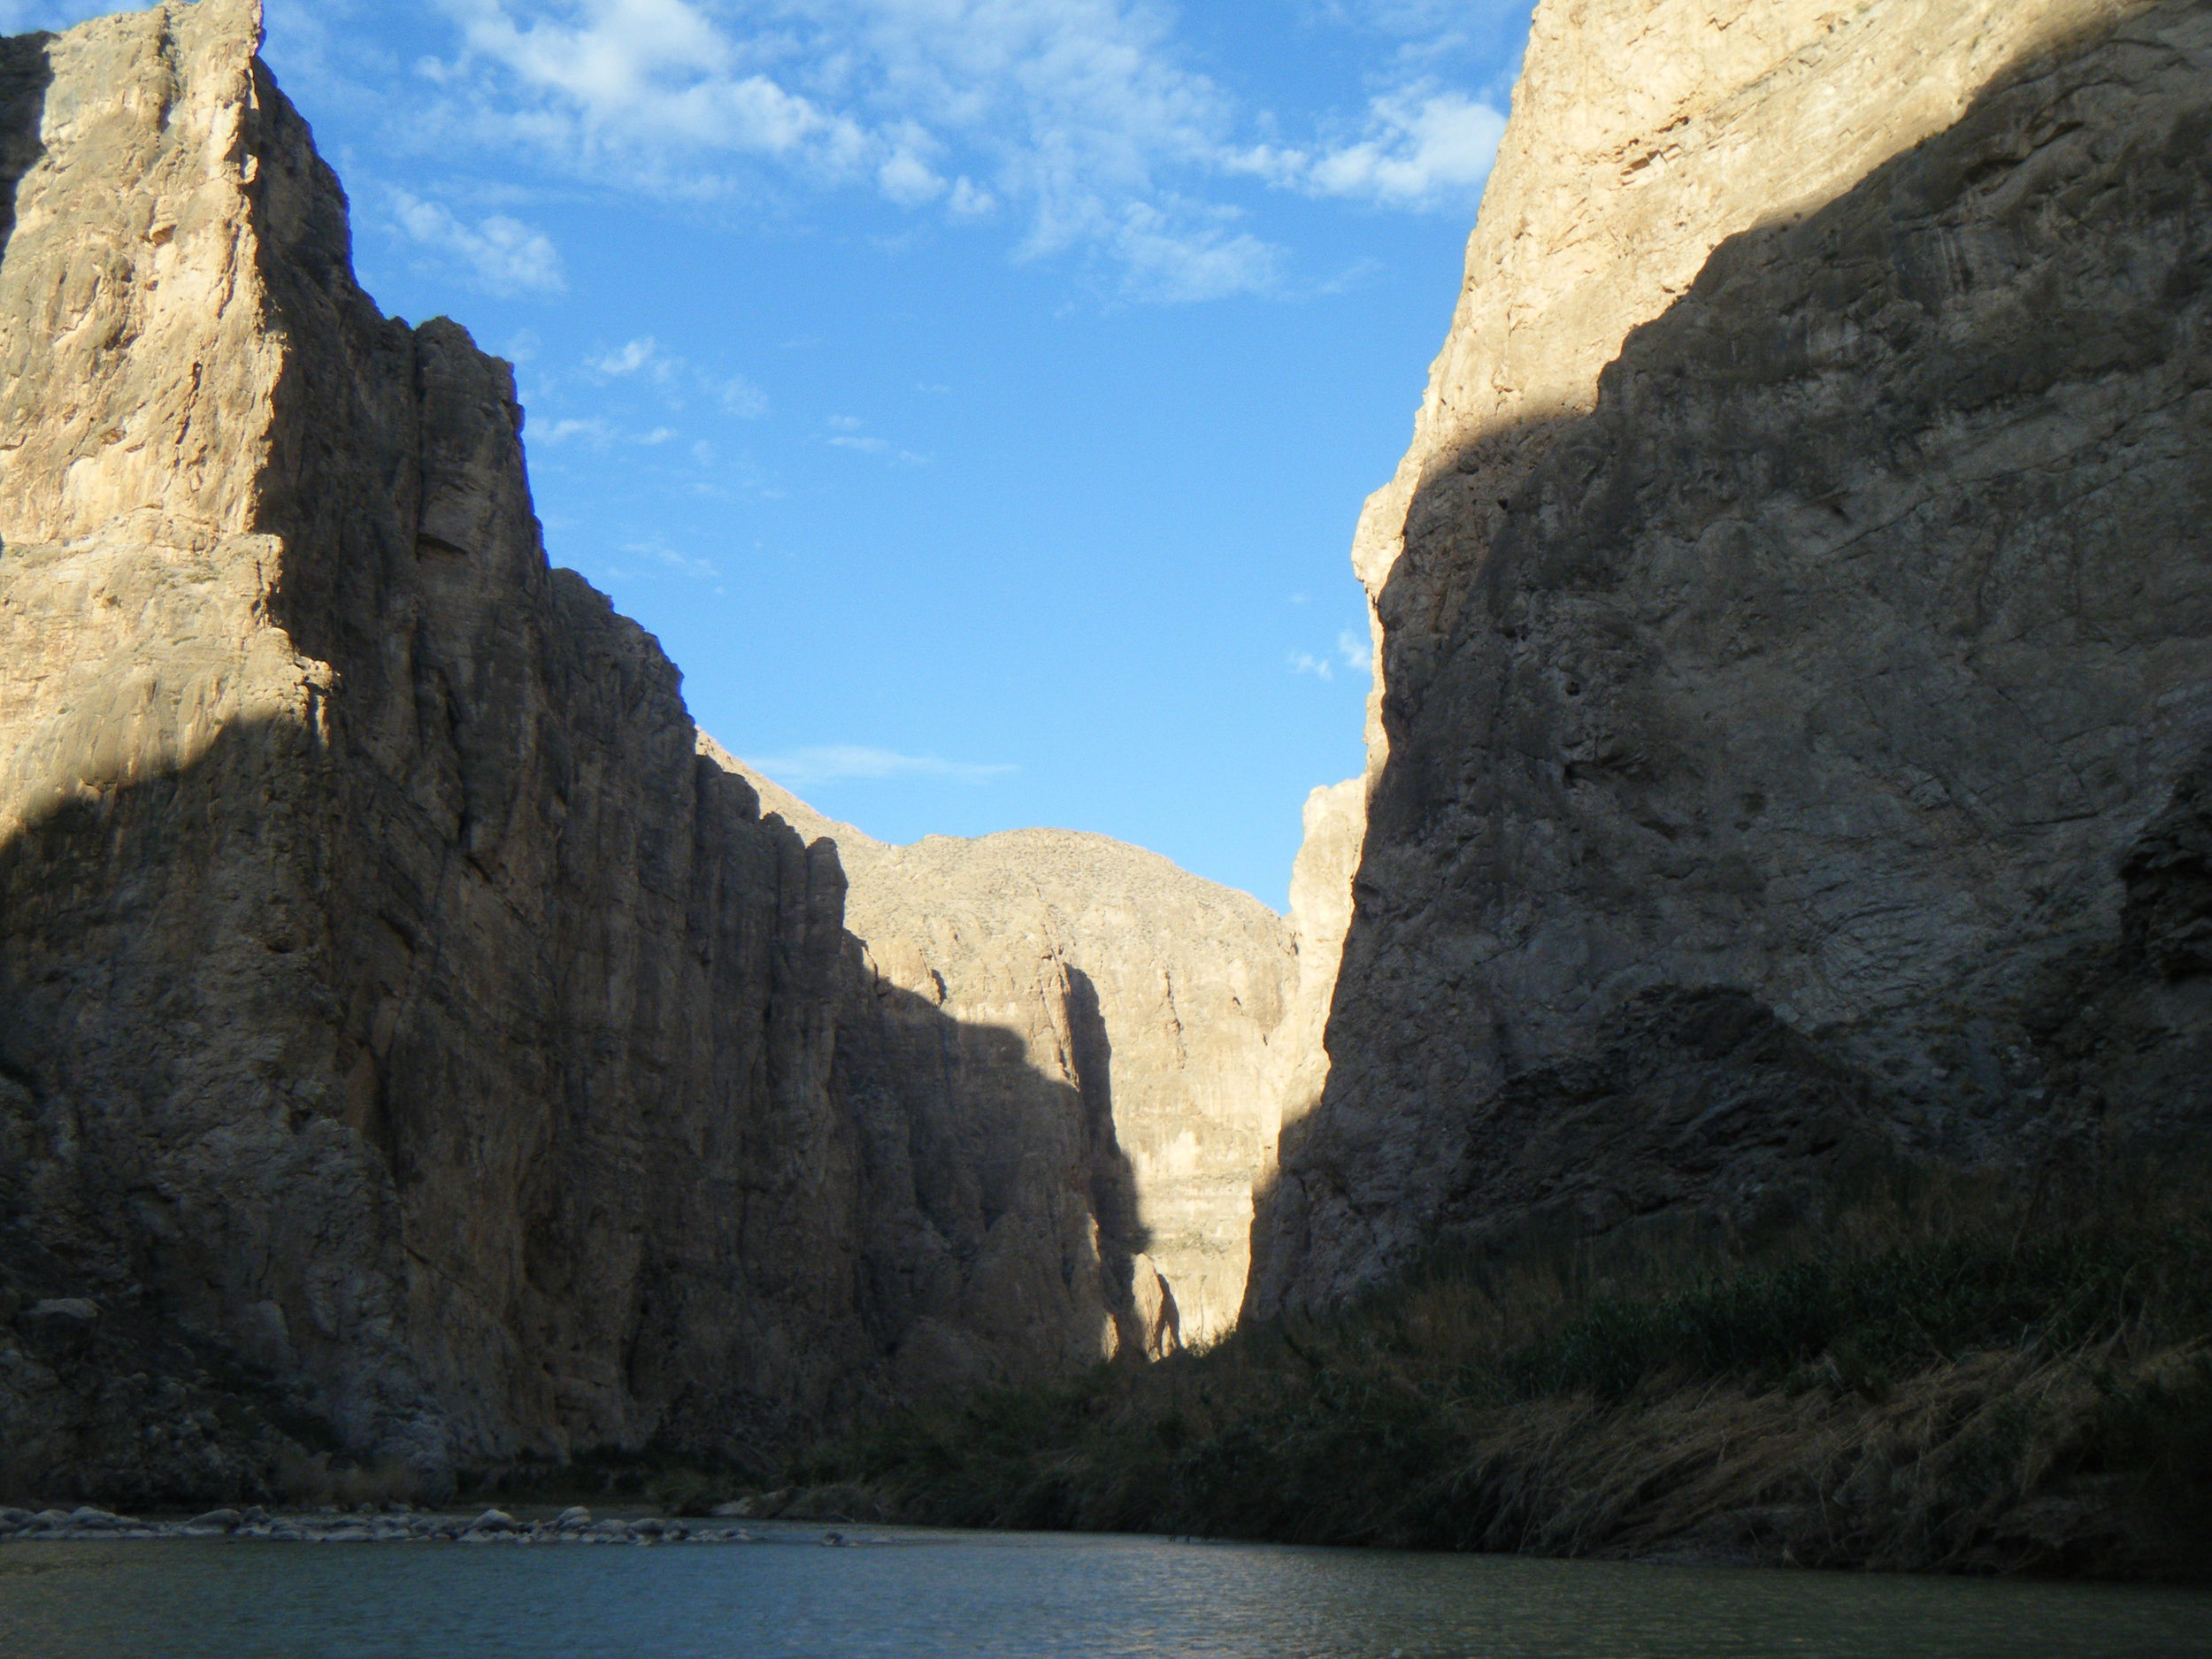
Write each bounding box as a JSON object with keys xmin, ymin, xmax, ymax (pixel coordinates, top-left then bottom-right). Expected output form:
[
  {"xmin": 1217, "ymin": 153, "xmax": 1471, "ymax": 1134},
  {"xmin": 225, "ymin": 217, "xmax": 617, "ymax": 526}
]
[
  {"xmin": 729, "ymin": 756, "xmax": 1292, "ymax": 1356},
  {"xmin": 1253, "ymin": 0, "xmax": 2212, "ymax": 1313},
  {"xmin": 0, "ymin": 0, "xmax": 1289, "ymax": 1503}
]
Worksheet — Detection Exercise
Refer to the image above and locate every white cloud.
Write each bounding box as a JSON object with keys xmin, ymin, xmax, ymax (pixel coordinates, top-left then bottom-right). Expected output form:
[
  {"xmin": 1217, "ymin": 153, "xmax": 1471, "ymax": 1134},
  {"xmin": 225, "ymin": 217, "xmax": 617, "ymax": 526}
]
[
  {"xmin": 625, "ymin": 538, "xmax": 720, "ymax": 579},
  {"xmin": 0, "ymin": 2, "xmax": 116, "ymax": 32},
  {"xmin": 420, "ymin": 0, "xmax": 1284, "ymax": 296},
  {"xmin": 877, "ymin": 149, "xmax": 946, "ymax": 206},
  {"xmin": 534, "ymin": 416, "xmax": 614, "ymax": 445},
  {"xmin": 720, "ymin": 375, "xmax": 770, "ymax": 418},
  {"xmin": 747, "ymin": 745, "xmax": 1017, "ymax": 787},
  {"xmin": 436, "ymin": 0, "xmax": 866, "ymax": 160},
  {"xmin": 1235, "ymin": 84, "xmax": 1505, "ymax": 208},
  {"xmin": 589, "ymin": 335, "xmax": 662, "ymax": 376},
  {"xmin": 1108, "ymin": 198, "xmax": 1279, "ymax": 303},
  {"xmin": 1292, "ymin": 628, "xmax": 1374, "ymax": 682},
  {"xmin": 947, "ymin": 176, "xmax": 995, "ymax": 218},
  {"xmin": 378, "ymin": 1, "xmax": 1520, "ymax": 297},
  {"xmin": 1303, "ymin": 85, "xmax": 1506, "ymax": 205},
  {"xmin": 582, "ymin": 340, "xmax": 769, "ymax": 415},
  {"xmin": 390, "ymin": 188, "xmax": 566, "ymax": 293},
  {"xmin": 823, "ymin": 416, "xmax": 925, "ymax": 463}
]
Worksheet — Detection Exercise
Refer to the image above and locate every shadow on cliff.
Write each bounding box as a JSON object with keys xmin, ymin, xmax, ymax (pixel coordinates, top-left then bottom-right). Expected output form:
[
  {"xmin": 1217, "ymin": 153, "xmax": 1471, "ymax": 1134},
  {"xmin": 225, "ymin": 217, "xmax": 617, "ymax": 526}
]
[
  {"xmin": 817, "ymin": 898, "xmax": 1161, "ymax": 1405},
  {"xmin": 1067, "ymin": 964, "xmax": 1167, "ymax": 1357},
  {"xmin": 1251, "ymin": 0, "xmax": 2212, "ymax": 1316},
  {"xmin": 0, "ymin": 35, "xmax": 50, "ymax": 254},
  {"xmin": 0, "ymin": 713, "xmax": 1163, "ymax": 1504}
]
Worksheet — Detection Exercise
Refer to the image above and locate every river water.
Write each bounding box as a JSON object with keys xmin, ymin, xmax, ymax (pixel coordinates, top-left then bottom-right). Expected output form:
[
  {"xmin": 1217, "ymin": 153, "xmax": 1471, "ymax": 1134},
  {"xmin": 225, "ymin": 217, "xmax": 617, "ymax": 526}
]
[{"xmin": 2, "ymin": 1525, "xmax": 2206, "ymax": 1658}]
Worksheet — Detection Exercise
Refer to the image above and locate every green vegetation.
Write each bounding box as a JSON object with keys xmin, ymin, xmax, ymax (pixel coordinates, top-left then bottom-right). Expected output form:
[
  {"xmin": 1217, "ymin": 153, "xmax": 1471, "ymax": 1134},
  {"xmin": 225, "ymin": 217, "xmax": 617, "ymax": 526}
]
[{"xmin": 787, "ymin": 1164, "xmax": 2212, "ymax": 1578}]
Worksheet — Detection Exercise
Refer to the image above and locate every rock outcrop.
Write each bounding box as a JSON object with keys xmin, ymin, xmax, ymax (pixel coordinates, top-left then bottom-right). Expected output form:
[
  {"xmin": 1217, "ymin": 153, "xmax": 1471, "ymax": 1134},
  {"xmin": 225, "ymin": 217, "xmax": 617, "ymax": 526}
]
[
  {"xmin": 0, "ymin": 0, "xmax": 1289, "ymax": 1504},
  {"xmin": 1251, "ymin": 0, "xmax": 2212, "ymax": 1314},
  {"xmin": 724, "ymin": 749, "xmax": 1291, "ymax": 1368}
]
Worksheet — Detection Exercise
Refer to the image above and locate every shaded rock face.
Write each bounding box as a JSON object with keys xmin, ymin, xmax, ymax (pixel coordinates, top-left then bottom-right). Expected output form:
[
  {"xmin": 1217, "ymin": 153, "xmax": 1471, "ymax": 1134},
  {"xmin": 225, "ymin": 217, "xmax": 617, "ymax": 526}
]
[
  {"xmin": 0, "ymin": 1, "xmax": 1289, "ymax": 1504},
  {"xmin": 1252, "ymin": 0, "xmax": 2212, "ymax": 1314},
  {"xmin": 731, "ymin": 761, "xmax": 1292, "ymax": 1359}
]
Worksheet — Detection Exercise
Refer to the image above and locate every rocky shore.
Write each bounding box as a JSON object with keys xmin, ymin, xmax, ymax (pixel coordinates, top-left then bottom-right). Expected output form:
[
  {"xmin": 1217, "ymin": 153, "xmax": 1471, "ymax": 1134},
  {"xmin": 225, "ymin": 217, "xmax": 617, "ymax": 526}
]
[{"xmin": 0, "ymin": 1504, "xmax": 779, "ymax": 1547}]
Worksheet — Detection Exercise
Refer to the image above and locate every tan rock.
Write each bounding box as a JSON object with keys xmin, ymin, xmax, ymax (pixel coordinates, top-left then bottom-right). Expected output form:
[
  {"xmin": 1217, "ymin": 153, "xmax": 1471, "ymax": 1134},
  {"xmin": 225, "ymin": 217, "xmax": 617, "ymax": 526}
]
[
  {"xmin": 707, "ymin": 740, "xmax": 1292, "ymax": 1354},
  {"xmin": 0, "ymin": 0, "xmax": 1289, "ymax": 1503},
  {"xmin": 1254, "ymin": 0, "xmax": 2212, "ymax": 1312}
]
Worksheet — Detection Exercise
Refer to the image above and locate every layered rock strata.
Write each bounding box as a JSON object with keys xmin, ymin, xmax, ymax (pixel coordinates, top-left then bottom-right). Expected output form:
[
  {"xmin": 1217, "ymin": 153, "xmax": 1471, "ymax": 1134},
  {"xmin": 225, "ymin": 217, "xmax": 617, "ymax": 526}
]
[
  {"xmin": 1252, "ymin": 0, "xmax": 2212, "ymax": 1313},
  {"xmin": 0, "ymin": 0, "xmax": 1289, "ymax": 1503}
]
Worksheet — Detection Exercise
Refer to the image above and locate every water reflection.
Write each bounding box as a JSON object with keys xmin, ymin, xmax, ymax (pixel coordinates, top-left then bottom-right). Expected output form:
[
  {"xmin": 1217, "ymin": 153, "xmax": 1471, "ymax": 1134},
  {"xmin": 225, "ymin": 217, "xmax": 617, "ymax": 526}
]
[{"xmin": 1, "ymin": 1527, "xmax": 2205, "ymax": 1658}]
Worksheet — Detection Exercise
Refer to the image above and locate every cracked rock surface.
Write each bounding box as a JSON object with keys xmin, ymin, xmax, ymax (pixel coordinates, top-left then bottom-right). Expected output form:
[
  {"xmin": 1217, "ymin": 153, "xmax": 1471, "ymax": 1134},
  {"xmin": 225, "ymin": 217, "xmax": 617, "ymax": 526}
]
[
  {"xmin": 0, "ymin": 0, "xmax": 1289, "ymax": 1504},
  {"xmin": 1252, "ymin": 0, "xmax": 2212, "ymax": 1314}
]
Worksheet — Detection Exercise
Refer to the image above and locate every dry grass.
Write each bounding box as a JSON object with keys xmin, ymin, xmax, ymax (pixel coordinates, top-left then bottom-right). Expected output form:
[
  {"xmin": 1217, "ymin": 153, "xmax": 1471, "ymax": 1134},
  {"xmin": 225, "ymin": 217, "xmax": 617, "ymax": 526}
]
[{"xmin": 790, "ymin": 1162, "xmax": 2212, "ymax": 1579}]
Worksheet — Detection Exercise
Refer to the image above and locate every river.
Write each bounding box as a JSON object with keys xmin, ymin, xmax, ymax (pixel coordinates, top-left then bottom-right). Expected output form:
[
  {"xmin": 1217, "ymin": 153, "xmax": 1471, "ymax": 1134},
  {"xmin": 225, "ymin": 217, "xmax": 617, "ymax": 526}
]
[{"xmin": 2, "ymin": 1525, "xmax": 2206, "ymax": 1657}]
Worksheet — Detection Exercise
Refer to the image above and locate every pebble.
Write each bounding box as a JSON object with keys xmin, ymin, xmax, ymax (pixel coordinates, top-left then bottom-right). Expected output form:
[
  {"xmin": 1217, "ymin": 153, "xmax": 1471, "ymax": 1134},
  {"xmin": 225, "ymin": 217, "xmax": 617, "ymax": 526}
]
[{"xmin": 0, "ymin": 1505, "xmax": 777, "ymax": 1546}]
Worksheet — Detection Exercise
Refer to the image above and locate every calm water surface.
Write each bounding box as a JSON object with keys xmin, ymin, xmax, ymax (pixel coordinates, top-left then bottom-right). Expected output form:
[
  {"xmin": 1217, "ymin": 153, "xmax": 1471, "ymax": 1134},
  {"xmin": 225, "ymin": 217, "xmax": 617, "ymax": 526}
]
[{"xmin": 2, "ymin": 1525, "xmax": 2206, "ymax": 1658}]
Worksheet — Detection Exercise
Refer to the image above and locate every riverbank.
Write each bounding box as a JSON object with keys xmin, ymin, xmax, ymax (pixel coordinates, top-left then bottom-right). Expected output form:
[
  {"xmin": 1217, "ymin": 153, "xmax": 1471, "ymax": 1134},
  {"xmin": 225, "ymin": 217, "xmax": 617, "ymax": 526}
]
[
  {"xmin": 0, "ymin": 1503, "xmax": 772, "ymax": 1546},
  {"xmin": 778, "ymin": 1166, "xmax": 2212, "ymax": 1581},
  {"xmin": 11, "ymin": 1167, "xmax": 2205, "ymax": 1582}
]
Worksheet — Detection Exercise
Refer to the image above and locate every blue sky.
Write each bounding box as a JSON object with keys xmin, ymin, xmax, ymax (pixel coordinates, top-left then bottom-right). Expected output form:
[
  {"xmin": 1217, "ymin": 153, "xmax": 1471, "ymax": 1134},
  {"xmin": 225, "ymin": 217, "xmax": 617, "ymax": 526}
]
[{"xmin": 5, "ymin": 0, "xmax": 1533, "ymax": 908}]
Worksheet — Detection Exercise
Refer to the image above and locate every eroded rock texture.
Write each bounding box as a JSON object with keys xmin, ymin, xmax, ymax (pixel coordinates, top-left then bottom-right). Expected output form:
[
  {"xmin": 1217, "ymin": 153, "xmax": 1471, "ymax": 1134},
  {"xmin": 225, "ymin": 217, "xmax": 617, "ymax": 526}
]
[
  {"xmin": 1252, "ymin": 0, "xmax": 2212, "ymax": 1314},
  {"xmin": 728, "ymin": 756, "xmax": 1292, "ymax": 1360},
  {"xmin": 0, "ymin": 0, "xmax": 1289, "ymax": 1504}
]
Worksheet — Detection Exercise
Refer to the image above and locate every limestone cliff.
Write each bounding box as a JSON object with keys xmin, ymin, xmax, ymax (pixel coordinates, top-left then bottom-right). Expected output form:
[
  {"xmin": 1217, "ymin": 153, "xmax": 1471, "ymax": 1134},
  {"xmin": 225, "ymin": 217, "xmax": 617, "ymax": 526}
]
[
  {"xmin": 1253, "ymin": 0, "xmax": 2212, "ymax": 1313},
  {"xmin": 718, "ymin": 744, "xmax": 1291, "ymax": 1365},
  {"xmin": 0, "ymin": 0, "xmax": 1289, "ymax": 1504}
]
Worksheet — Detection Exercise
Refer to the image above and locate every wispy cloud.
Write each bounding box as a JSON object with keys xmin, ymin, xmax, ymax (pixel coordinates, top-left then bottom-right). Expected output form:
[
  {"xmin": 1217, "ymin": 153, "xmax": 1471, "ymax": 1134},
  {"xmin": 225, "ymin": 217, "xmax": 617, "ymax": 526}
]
[
  {"xmin": 534, "ymin": 415, "xmax": 614, "ymax": 446},
  {"xmin": 529, "ymin": 415, "xmax": 701, "ymax": 450},
  {"xmin": 323, "ymin": 0, "xmax": 1525, "ymax": 300},
  {"xmin": 749, "ymin": 744, "xmax": 1018, "ymax": 787},
  {"xmin": 588, "ymin": 335, "xmax": 664, "ymax": 377},
  {"xmin": 390, "ymin": 188, "xmax": 566, "ymax": 293},
  {"xmin": 822, "ymin": 415, "xmax": 926, "ymax": 465},
  {"xmin": 561, "ymin": 335, "xmax": 767, "ymax": 421},
  {"xmin": 403, "ymin": 0, "xmax": 1384, "ymax": 297},
  {"xmin": 1291, "ymin": 628, "xmax": 1373, "ymax": 682},
  {"xmin": 0, "ymin": 2, "xmax": 119, "ymax": 32},
  {"xmin": 625, "ymin": 538, "xmax": 720, "ymax": 580},
  {"xmin": 1300, "ymin": 85, "xmax": 1507, "ymax": 205},
  {"xmin": 720, "ymin": 375, "xmax": 770, "ymax": 418}
]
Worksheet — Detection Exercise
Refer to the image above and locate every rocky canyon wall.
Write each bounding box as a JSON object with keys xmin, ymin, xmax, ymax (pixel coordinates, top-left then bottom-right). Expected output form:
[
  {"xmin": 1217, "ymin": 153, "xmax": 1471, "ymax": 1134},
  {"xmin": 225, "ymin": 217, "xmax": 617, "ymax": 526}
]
[
  {"xmin": 1251, "ymin": 0, "xmax": 2212, "ymax": 1314},
  {"xmin": 726, "ymin": 757, "xmax": 1290, "ymax": 1358},
  {"xmin": 0, "ymin": 0, "xmax": 1289, "ymax": 1504}
]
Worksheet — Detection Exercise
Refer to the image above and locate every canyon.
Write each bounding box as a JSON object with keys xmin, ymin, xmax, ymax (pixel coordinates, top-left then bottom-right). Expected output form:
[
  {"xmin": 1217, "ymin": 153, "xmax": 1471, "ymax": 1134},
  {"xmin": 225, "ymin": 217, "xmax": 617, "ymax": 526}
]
[
  {"xmin": 0, "ymin": 0, "xmax": 2205, "ymax": 1514},
  {"xmin": 0, "ymin": 0, "xmax": 1288, "ymax": 1502}
]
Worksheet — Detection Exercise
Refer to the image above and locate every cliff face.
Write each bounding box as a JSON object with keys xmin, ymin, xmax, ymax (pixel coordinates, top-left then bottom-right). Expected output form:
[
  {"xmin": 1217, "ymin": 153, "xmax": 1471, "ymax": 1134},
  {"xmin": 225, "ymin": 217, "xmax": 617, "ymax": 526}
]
[
  {"xmin": 0, "ymin": 0, "xmax": 1289, "ymax": 1503},
  {"xmin": 726, "ymin": 753, "xmax": 1293, "ymax": 1370},
  {"xmin": 1253, "ymin": 0, "xmax": 2212, "ymax": 1314}
]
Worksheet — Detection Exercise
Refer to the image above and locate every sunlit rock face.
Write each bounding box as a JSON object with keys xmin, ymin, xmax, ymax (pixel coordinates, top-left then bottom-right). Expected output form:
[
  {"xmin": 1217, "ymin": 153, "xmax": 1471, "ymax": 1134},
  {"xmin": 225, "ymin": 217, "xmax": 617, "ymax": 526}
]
[
  {"xmin": 0, "ymin": 0, "xmax": 1291, "ymax": 1504},
  {"xmin": 722, "ymin": 755, "xmax": 1294, "ymax": 1360},
  {"xmin": 1250, "ymin": 0, "xmax": 2212, "ymax": 1316}
]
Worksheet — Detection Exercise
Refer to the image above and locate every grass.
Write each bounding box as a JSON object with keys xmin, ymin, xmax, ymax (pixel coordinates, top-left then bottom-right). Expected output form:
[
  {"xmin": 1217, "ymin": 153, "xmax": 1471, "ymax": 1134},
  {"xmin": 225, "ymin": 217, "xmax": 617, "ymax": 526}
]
[{"xmin": 781, "ymin": 1162, "xmax": 2212, "ymax": 1579}]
